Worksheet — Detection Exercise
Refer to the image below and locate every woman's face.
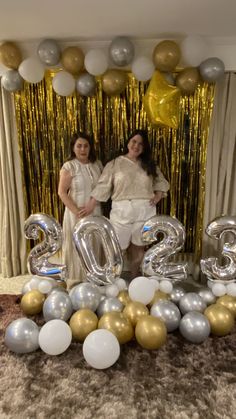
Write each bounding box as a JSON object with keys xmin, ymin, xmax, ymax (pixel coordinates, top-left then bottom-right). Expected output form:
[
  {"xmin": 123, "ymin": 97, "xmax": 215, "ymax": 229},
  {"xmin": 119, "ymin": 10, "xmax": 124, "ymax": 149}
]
[
  {"xmin": 73, "ymin": 137, "xmax": 90, "ymax": 162},
  {"xmin": 127, "ymin": 134, "xmax": 144, "ymax": 159}
]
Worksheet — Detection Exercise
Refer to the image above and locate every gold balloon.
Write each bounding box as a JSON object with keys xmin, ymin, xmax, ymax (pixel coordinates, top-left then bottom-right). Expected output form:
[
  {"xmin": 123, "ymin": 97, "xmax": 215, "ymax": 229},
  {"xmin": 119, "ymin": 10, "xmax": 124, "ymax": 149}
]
[
  {"xmin": 176, "ymin": 67, "xmax": 200, "ymax": 95},
  {"xmin": 61, "ymin": 46, "xmax": 84, "ymax": 75},
  {"xmin": 69, "ymin": 309, "xmax": 98, "ymax": 342},
  {"xmin": 123, "ymin": 301, "xmax": 149, "ymax": 326},
  {"xmin": 204, "ymin": 304, "xmax": 235, "ymax": 336},
  {"xmin": 135, "ymin": 315, "xmax": 167, "ymax": 350},
  {"xmin": 0, "ymin": 42, "xmax": 22, "ymax": 70},
  {"xmin": 153, "ymin": 40, "xmax": 181, "ymax": 72},
  {"xmin": 102, "ymin": 69, "xmax": 127, "ymax": 96},
  {"xmin": 144, "ymin": 70, "xmax": 180, "ymax": 129},
  {"xmin": 149, "ymin": 290, "xmax": 170, "ymax": 307},
  {"xmin": 216, "ymin": 295, "xmax": 236, "ymax": 318},
  {"xmin": 117, "ymin": 290, "xmax": 131, "ymax": 306},
  {"xmin": 20, "ymin": 290, "xmax": 45, "ymax": 315},
  {"xmin": 98, "ymin": 311, "xmax": 134, "ymax": 344}
]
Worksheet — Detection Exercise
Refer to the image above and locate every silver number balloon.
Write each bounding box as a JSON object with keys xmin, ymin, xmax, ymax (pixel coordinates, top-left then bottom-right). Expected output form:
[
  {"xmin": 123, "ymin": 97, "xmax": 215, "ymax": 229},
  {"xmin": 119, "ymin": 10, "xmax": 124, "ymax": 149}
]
[
  {"xmin": 200, "ymin": 216, "xmax": 236, "ymax": 284},
  {"xmin": 141, "ymin": 215, "xmax": 188, "ymax": 281},
  {"xmin": 24, "ymin": 213, "xmax": 67, "ymax": 281},
  {"xmin": 73, "ymin": 215, "xmax": 123, "ymax": 286}
]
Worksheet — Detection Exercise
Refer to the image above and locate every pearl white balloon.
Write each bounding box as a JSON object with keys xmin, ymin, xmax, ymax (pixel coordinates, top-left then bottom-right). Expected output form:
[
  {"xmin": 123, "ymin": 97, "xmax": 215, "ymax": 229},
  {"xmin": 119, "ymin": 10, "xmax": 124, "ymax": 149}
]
[
  {"xmin": 211, "ymin": 283, "xmax": 227, "ymax": 297},
  {"xmin": 115, "ymin": 278, "xmax": 127, "ymax": 291},
  {"xmin": 128, "ymin": 276, "xmax": 155, "ymax": 305},
  {"xmin": 149, "ymin": 278, "xmax": 160, "ymax": 290},
  {"xmin": 18, "ymin": 58, "xmax": 45, "ymax": 83},
  {"xmin": 52, "ymin": 71, "xmax": 75, "ymax": 96},
  {"xmin": 226, "ymin": 283, "xmax": 236, "ymax": 297},
  {"xmin": 84, "ymin": 49, "xmax": 108, "ymax": 76},
  {"xmin": 83, "ymin": 329, "xmax": 120, "ymax": 369},
  {"xmin": 159, "ymin": 280, "xmax": 173, "ymax": 294},
  {"xmin": 131, "ymin": 56, "xmax": 154, "ymax": 81},
  {"xmin": 105, "ymin": 284, "xmax": 120, "ymax": 298},
  {"xmin": 181, "ymin": 35, "xmax": 209, "ymax": 67},
  {"xmin": 38, "ymin": 279, "xmax": 54, "ymax": 294},
  {"xmin": 38, "ymin": 319, "xmax": 72, "ymax": 355}
]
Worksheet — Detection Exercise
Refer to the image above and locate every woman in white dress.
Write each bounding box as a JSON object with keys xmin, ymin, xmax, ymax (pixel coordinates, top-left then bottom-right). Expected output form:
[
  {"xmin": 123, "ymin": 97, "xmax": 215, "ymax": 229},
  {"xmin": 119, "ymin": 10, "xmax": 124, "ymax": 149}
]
[{"xmin": 58, "ymin": 132, "xmax": 103, "ymax": 289}]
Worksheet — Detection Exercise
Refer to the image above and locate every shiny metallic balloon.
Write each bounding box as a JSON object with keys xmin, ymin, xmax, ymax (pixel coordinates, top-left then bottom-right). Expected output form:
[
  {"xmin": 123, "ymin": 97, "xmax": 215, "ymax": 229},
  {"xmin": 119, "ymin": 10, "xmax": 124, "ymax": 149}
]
[
  {"xmin": 24, "ymin": 213, "xmax": 68, "ymax": 282},
  {"xmin": 179, "ymin": 292, "xmax": 207, "ymax": 314},
  {"xmin": 96, "ymin": 297, "xmax": 124, "ymax": 318},
  {"xmin": 37, "ymin": 39, "xmax": 61, "ymax": 66},
  {"xmin": 150, "ymin": 300, "xmax": 181, "ymax": 332},
  {"xmin": 141, "ymin": 215, "xmax": 188, "ymax": 280},
  {"xmin": 170, "ymin": 286, "xmax": 186, "ymax": 304},
  {"xmin": 200, "ymin": 216, "xmax": 236, "ymax": 283},
  {"xmin": 5, "ymin": 318, "xmax": 39, "ymax": 353},
  {"xmin": 179, "ymin": 312, "xmax": 210, "ymax": 343},
  {"xmin": 1, "ymin": 70, "xmax": 23, "ymax": 92},
  {"xmin": 73, "ymin": 215, "xmax": 123, "ymax": 286},
  {"xmin": 198, "ymin": 288, "xmax": 216, "ymax": 305},
  {"xmin": 199, "ymin": 57, "xmax": 225, "ymax": 82},
  {"xmin": 109, "ymin": 36, "xmax": 135, "ymax": 67},
  {"xmin": 70, "ymin": 283, "xmax": 101, "ymax": 312},
  {"xmin": 76, "ymin": 73, "xmax": 96, "ymax": 96},
  {"xmin": 43, "ymin": 292, "xmax": 73, "ymax": 322}
]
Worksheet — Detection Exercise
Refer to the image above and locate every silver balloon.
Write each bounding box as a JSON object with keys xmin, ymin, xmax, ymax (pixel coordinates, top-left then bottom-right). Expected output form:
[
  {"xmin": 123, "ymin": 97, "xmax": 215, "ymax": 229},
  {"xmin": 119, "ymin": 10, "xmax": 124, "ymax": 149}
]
[
  {"xmin": 198, "ymin": 288, "xmax": 216, "ymax": 305},
  {"xmin": 199, "ymin": 57, "xmax": 225, "ymax": 82},
  {"xmin": 76, "ymin": 73, "xmax": 96, "ymax": 96},
  {"xmin": 200, "ymin": 216, "xmax": 236, "ymax": 283},
  {"xmin": 141, "ymin": 215, "xmax": 188, "ymax": 280},
  {"xmin": 170, "ymin": 286, "xmax": 186, "ymax": 304},
  {"xmin": 49, "ymin": 286, "xmax": 68, "ymax": 295},
  {"xmin": 96, "ymin": 297, "xmax": 124, "ymax": 318},
  {"xmin": 1, "ymin": 70, "xmax": 23, "ymax": 92},
  {"xmin": 179, "ymin": 312, "xmax": 210, "ymax": 343},
  {"xmin": 150, "ymin": 300, "xmax": 181, "ymax": 332},
  {"xmin": 179, "ymin": 292, "xmax": 207, "ymax": 314},
  {"xmin": 37, "ymin": 39, "xmax": 61, "ymax": 66},
  {"xmin": 70, "ymin": 282, "xmax": 101, "ymax": 311},
  {"xmin": 73, "ymin": 215, "xmax": 123, "ymax": 286},
  {"xmin": 5, "ymin": 318, "xmax": 39, "ymax": 353},
  {"xmin": 109, "ymin": 36, "xmax": 135, "ymax": 67},
  {"xmin": 43, "ymin": 292, "xmax": 73, "ymax": 322},
  {"xmin": 24, "ymin": 213, "xmax": 67, "ymax": 282}
]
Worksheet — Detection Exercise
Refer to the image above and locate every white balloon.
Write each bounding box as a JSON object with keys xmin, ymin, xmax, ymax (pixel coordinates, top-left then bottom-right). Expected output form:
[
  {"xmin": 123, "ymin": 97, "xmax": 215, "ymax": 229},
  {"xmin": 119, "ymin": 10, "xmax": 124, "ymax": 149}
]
[
  {"xmin": 52, "ymin": 71, "xmax": 75, "ymax": 96},
  {"xmin": 18, "ymin": 58, "xmax": 45, "ymax": 83},
  {"xmin": 226, "ymin": 283, "xmax": 236, "ymax": 297},
  {"xmin": 128, "ymin": 276, "xmax": 155, "ymax": 305},
  {"xmin": 105, "ymin": 284, "xmax": 120, "ymax": 298},
  {"xmin": 38, "ymin": 279, "xmax": 54, "ymax": 294},
  {"xmin": 83, "ymin": 329, "xmax": 120, "ymax": 369},
  {"xmin": 38, "ymin": 319, "xmax": 72, "ymax": 355},
  {"xmin": 115, "ymin": 278, "xmax": 127, "ymax": 291},
  {"xmin": 159, "ymin": 280, "xmax": 173, "ymax": 294},
  {"xmin": 181, "ymin": 35, "xmax": 209, "ymax": 67},
  {"xmin": 211, "ymin": 283, "xmax": 227, "ymax": 297},
  {"xmin": 207, "ymin": 280, "xmax": 213, "ymax": 289},
  {"xmin": 149, "ymin": 278, "xmax": 160, "ymax": 290},
  {"xmin": 131, "ymin": 56, "xmax": 154, "ymax": 81},
  {"xmin": 84, "ymin": 49, "xmax": 108, "ymax": 76}
]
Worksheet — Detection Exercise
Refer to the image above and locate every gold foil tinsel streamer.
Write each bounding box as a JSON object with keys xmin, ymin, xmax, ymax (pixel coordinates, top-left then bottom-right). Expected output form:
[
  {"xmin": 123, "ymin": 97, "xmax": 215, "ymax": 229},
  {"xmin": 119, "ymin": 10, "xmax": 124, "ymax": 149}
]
[{"xmin": 14, "ymin": 70, "xmax": 214, "ymax": 258}]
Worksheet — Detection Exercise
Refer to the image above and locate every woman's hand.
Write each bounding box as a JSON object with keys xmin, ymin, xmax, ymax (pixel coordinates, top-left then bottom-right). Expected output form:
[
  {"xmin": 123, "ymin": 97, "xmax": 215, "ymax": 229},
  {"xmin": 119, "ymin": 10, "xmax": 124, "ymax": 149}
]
[
  {"xmin": 76, "ymin": 197, "xmax": 97, "ymax": 218},
  {"xmin": 149, "ymin": 191, "xmax": 163, "ymax": 206}
]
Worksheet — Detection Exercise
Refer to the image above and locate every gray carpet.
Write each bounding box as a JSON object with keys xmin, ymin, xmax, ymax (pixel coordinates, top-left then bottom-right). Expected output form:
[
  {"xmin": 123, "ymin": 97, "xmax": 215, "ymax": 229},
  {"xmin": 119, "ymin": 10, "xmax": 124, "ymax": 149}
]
[{"xmin": 0, "ymin": 294, "xmax": 236, "ymax": 419}]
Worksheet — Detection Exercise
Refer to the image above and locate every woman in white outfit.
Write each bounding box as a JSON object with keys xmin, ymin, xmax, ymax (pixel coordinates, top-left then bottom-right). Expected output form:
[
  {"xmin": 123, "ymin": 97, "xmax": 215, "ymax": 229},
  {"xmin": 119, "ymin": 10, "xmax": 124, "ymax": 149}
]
[
  {"xmin": 81, "ymin": 130, "xmax": 170, "ymax": 279},
  {"xmin": 58, "ymin": 132, "xmax": 103, "ymax": 288}
]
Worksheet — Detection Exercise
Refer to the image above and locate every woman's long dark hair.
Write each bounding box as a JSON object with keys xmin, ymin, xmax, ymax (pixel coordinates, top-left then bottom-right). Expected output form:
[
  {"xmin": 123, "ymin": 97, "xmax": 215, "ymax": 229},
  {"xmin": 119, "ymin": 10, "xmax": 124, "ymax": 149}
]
[
  {"xmin": 67, "ymin": 132, "xmax": 97, "ymax": 162},
  {"xmin": 123, "ymin": 129, "xmax": 157, "ymax": 178}
]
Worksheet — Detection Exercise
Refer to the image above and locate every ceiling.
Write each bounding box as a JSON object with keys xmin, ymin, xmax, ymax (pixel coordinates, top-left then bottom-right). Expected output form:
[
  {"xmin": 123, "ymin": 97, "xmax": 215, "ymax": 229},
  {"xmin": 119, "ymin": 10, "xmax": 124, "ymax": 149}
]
[{"xmin": 1, "ymin": 0, "xmax": 236, "ymax": 43}]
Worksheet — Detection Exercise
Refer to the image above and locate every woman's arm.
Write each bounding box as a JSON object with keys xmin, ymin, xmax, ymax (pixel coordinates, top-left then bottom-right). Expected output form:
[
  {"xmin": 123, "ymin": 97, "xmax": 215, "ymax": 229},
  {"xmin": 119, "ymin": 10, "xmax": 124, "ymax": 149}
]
[
  {"xmin": 149, "ymin": 191, "xmax": 164, "ymax": 206},
  {"xmin": 58, "ymin": 169, "xmax": 81, "ymax": 217}
]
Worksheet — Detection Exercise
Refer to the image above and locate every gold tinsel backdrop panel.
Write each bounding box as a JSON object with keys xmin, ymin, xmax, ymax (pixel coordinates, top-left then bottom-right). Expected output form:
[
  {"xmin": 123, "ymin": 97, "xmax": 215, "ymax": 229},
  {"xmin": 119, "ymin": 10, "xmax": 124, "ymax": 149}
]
[{"xmin": 14, "ymin": 70, "xmax": 214, "ymax": 256}]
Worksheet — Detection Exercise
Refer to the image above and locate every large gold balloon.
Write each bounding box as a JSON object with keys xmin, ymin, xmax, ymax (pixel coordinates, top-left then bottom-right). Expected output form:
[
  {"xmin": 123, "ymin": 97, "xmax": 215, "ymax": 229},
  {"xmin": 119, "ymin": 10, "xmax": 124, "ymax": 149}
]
[
  {"xmin": 20, "ymin": 290, "xmax": 45, "ymax": 315},
  {"xmin": 144, "ymin": 71, "xmax": 180, "ymax": 129},
  {"xmin": 117, "ymin": 290, "xmax": 131, "ymax": 306},
  {"xmin": 135, "ymin": 315, "xmax": 167, "ymax": 350},
  {"xmin": 204, "ymin": 304, "xmax": 235, "ymax": 336},
  {"xmin": 102, "ymin": 69, "xmax": 127, "ymax": 96},
  {"xmin": 0, "ymin": 42, "xmax": 22, "ymax": 69},
  {"xmin": 153, "ymin": 40, "xmax": 181, "ymax": 72},
  {"xmin": 61, "ymin": 46, "xmax": 84, "ymax": 75},
  {"xmin": 69, "ymin": 309, "xmax": 98, "ymax": 342},
  {"xmin": 149, "ymin": 290, "xmax": 170, "ymax": 307},
  {"xmin": 176, "ymin": 67, "xmax": 200, "ymax": 95},
  {"xmin": 98, "ymin": 311, "xmax": 134, "ymax": 344},
  {"xmin": 216, "ymin": 295, "xmax": 236, "ymax": 318},
  {"xmin": 123, "ymin": 301, "xmax": 149, "ymax": 326}
]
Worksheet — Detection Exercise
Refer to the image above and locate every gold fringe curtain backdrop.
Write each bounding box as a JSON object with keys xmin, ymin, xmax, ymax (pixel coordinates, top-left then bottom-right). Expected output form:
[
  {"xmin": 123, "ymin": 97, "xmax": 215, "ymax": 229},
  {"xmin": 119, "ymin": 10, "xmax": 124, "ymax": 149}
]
[{"xmin": 14, "ymin": 70, "xmax": 215, "ymax": 257}]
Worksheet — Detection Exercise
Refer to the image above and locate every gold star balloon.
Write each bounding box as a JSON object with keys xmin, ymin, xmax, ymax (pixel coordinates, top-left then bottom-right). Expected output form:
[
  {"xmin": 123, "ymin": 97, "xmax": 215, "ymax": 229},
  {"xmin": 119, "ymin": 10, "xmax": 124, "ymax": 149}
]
[{"xmin": 144, "ymin": 70, "xmax": 180, "ymax": 129}]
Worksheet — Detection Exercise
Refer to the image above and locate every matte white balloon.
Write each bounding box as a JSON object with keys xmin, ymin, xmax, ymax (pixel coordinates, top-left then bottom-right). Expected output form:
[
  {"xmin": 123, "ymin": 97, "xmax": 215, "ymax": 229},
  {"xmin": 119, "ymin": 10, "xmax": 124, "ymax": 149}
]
[
  {"xmin": 38, "ymin": 279, "xmax": 54, "ymax": 294},
  {"xmin": 226, "ymin": 283, "xmax": 236, "ymax": 297},
  {"xmin": 38, "ymin": 319, "xmax": 72, "ymax": 355},
  {"xmin": 115, "ymin": 278, "xmax": 127, "ymax": 291},
  {"xmin": 131, "ymin": 56, "xmax": 154, "ymax": 81},
  {"xmin": 211, "ymin": 283, "xmax": 227, "ymax": 297},
  {"xmin": 52, "ymin": 71, "xmax": 75, "ymax": 96},
  {"xmin": 128, "ymin": 276, "xmax": 155, "ymax": 305},
  {"xmin": 159, "ymin": 280, "xmax": 173, "ymax": 294},
  {"xmin": 181, "ymin": 35, "xmax": 209, "ymax": 66},
  {"xmin": 84, "ymin": 49, "xmax": 108, "ymax": 76},
  {"xmin": 19, "ymin": 58, "xmax": 45, "ymax": 83},
  {"xmin": 105, "ymin": 284, "xmax": 119, "ymax": 298},
  {"xmin": 83, "ymin": 329, "xmax": 120, "ymax": 369}
]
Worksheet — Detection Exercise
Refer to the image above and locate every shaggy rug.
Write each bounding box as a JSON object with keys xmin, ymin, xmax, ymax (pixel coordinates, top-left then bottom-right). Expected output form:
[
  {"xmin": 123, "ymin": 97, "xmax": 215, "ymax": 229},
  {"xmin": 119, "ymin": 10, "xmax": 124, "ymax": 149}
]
[{"xmin": 0, "ymin": 295, "xmax": 236, "ymax": 419}]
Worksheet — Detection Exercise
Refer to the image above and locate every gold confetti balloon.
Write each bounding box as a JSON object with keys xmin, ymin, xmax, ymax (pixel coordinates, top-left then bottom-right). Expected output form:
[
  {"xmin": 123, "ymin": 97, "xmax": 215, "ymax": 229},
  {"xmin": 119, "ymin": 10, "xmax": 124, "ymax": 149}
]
[
  {"xmin": 152, "ymin": 40, "xmax": 181, "ymax": 72},
  {"xmin": 0, "ymin": 41, "xmax": 22, "ymax": 69},
  {"xmin": 123, "ymin": 301, "xmax": 149, "ymax": 326},
  {"xmin": 135, "ymin": 315, "xmax": 167, "ymax": 350},
  {"xmin": 61, "ymin": 46, "xmax": 84, "ymax": 75},
  {"xmin": 98, "ymin": 311, "xmax": 134, "ymax": 344},
  {"xmin": 176, "ymin": 67, "xmax": 200, "ymax": 95},
  {"xmin": 20, "ymin": 290, "xmax": 45, "ymax": 315},
  {"xmin": 216, "ymin": 295, "xmax": 236, "ymax": 318},
  {"xmin": 102, "ymin": 69, "xmax": 127, "ymax": 96},
  {"xmin": 204, "ymin": 304, "xmax": 235, "ymax": 336},
  {"xmin": 69, "ymin": 309, "xmax": 98, "ymax": 342}
]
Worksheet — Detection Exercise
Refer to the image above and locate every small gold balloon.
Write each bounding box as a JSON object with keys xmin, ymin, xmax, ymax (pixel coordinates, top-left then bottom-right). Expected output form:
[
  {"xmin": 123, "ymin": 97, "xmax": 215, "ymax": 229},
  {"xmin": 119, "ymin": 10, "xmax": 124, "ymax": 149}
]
[
  {"xmin": 69, "ymin": 309, "xmax": 98, "ymax": 342},
  {"xmin": 61, "ymin": 46, "xmax": 84, "ymax": 75},
  {"xmin": 216, "ymin": 295, "xmax": 236, "ymax": 318},
  {"xmin": 98, "ymin": 311, "xmax": 134, "ymax": 344},
  {"xmin": 102, "ymin": 69, "xmax": 127, "ymax": 96},
  {"xmin": 176, "ymin": 67, "xmax": 200, "ymax": 95},
  {"xmin": 20, "ymin": 290, "xmax": 45, "ymax": 315},
  {"xmin": 123, "ymin": 301, "xmax": 149, "ymax": 326},
  {"xmin": 153, "ymin": 40, "xmax": 181, "ymax": 72},
  {"xmin": 117, "ymin": 290, "xmax": 131, "ymax": 306},
  {"xmin": 204, "ymin": 304, "xmax": 235, "ymax": 336},
  {"xmin": 0, "ymin": 41, "xmax": 22, "ymax": 69},
  {"xmin": 135, "ymin": 315, "xmax": 167, "ymax": 350},
  {"xmin": 149, "ymin": 290, "xmax": 170, "ymax": 307}
]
